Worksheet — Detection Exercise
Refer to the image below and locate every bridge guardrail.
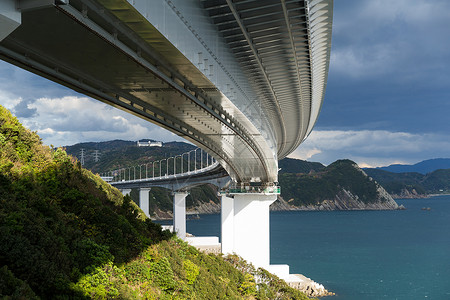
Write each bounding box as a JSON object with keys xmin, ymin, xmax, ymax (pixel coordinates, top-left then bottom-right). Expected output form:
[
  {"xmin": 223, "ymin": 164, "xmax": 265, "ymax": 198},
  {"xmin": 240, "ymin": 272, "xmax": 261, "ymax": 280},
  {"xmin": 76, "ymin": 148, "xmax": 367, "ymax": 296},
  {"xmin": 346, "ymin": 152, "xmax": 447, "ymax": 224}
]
[{"xmin": 100, "ymin": 148, "xmax": 217, "ymax": 184}]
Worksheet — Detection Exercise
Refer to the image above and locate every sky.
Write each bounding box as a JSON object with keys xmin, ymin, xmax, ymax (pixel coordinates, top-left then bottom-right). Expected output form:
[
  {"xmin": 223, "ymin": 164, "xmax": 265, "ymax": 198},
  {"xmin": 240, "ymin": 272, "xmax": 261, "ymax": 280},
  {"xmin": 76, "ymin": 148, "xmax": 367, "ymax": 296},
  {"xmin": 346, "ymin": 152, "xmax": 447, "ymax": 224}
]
[{"xmin": 1, "ymin": 0, "xmax": 449, "ymax": 167}]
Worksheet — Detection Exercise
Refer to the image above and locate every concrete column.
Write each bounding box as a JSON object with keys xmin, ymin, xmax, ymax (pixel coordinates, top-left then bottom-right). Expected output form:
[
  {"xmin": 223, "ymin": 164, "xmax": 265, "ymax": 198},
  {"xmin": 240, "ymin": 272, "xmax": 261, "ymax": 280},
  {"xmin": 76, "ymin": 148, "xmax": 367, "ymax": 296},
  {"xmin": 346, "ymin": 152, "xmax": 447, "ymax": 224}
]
[
  {"xmin": 221, "ymin": 194, "xmax": 234, "ymax": 255},
  {"xmin": 0, "ymin": 0, "xmax": 21, "ymax": 42},
  {"xmin": 139, "ymin": 188, "xmax": 151, "ymax": 218},
  {"xmin": 230, "ymin": 193, "xmax": 277, "ymax": 269},
  {"xmin": 173, "ymin": 192, "xmax": 188, "ymax": 240},
  {"xmin": 121, "ymin": 189, "xmax": 131, "ymax": 196}
]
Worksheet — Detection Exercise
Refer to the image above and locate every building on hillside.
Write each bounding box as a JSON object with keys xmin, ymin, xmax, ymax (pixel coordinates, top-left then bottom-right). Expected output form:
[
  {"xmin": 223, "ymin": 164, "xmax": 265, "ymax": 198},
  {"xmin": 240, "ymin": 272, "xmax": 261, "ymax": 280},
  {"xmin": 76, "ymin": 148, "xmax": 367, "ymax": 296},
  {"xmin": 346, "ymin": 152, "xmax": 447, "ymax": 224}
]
[{"xmin": 137, "ymin": 140, "xmax": 163, "ymax": 147}]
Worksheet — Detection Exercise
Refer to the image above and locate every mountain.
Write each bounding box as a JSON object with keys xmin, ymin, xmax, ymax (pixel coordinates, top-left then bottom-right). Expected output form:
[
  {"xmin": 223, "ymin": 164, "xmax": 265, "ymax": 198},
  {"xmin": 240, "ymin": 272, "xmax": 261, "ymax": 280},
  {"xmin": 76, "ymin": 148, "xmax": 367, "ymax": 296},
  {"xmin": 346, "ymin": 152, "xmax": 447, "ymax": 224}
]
[
  {"xmin": 278, "ymin": 157, "xmax": 325, "ymax": 174},
  {"xmin": 63, "ymin": 140, "xmax": 195, "ymax": 174},
  {"xmin": 0, "ymin": 105, "xmax": 308, "ymax": 299},
  {"xmin": 364, "ymin": 168, "xmax": 450, "ymax": 198},
  {"xmin": 277, "ymin": 159, "xmax": 399, "ymax": 210},
  {"xmin": 62, "ymin": 140, "xmax": 401, "ymax": 213},
  {"xmin": 375, "ymin": 158, "xmax": 450, "ymax": 174}
]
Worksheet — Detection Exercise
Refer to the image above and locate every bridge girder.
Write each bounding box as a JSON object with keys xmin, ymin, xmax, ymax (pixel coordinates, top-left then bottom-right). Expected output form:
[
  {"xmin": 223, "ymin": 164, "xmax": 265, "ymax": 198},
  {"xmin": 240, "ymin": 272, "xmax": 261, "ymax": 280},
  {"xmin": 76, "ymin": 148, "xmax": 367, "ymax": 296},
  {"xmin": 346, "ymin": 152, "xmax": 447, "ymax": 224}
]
[{"xmin": 0, "ymin": 0, "xmax": 333, "ymax": 186}]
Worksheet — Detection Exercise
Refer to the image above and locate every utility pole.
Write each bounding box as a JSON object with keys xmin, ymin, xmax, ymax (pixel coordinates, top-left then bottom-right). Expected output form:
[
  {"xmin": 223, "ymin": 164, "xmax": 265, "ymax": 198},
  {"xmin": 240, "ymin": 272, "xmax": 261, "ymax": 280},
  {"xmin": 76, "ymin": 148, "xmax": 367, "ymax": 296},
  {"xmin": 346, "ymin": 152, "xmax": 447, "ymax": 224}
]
[
  {"xmin": 80, "ymin": 148, "xmax": 85, "ymax": 166},
  {"xmin": 93, "ymin": 150, "xmax": 100, "ymax": 162}
]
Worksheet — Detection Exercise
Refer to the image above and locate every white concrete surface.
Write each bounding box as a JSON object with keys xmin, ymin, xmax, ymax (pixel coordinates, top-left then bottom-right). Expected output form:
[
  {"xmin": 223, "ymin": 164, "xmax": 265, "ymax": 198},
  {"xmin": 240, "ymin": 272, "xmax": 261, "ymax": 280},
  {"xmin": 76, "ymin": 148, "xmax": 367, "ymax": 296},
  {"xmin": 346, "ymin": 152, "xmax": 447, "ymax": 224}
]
[
  {"xmin": 221, "ymin": 194, "xmax": 234, "ymax": 255},
  {"xmin": 221, "ymin": 193, "xmax": 277, "ymax": 269},
  {"xmin": 173, "ymin": 192, "xmax": 188, "ymax": 240},
  {"xmin": 161, "ymin": 225, "xmax": 173, "ymax": 232},
  {"xmin": 139, "ymin": 188, "xmax": 151, "ymax": 218},
  {"xmin": 121, "ymin": 189, "xmax": 131, "ymax": 196},
  {"xmin": 186, "ymin": 236, "xmax": 220, "ymax": 246},
  {"xmin": 266, "ymin": 264, "xmax": 291, "ymax": 281}
]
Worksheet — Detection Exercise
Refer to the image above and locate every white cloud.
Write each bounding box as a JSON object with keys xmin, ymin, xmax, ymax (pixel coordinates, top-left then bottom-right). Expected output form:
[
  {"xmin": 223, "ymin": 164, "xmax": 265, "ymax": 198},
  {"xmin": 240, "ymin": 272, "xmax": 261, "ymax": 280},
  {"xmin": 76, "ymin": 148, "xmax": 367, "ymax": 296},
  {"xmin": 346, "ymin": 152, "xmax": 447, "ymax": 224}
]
[
  {"xmin": 7, "ymin": 96, "xmax": 185, "ymax": 147},
  {"xmin": 0, "ymin": 92, "xmax": 21, "ymax": 111},
  {"xmin": 289, "ymin": 130, "xmax": 450, "ymax": 167},
  {"xmin": 360, "ymin": 0, "xmax": 445, "ymax": 24},
  {"xmin": 330, "ymin": 44, "xmax": 398, "ymax": 79}
]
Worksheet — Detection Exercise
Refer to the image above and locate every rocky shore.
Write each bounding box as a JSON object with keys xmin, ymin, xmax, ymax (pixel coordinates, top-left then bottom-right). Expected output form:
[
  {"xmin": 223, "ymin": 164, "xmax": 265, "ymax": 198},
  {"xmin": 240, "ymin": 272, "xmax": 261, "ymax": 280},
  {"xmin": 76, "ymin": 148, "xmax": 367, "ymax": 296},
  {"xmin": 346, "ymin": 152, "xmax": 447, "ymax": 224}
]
[
  {"xmin": 287, "ymin": 274, "xmax": 334, "ymax": 297},
  {"xmin": 152, "ymin": 189, "xmax": 403, "ymax": 220},
  {"xmin": 390, "ymin": 188, "xmax": 428, "ymax": 199},
  {"xmin": 188, "ymin": 234, "xmax": 334, "ymax": 298}
]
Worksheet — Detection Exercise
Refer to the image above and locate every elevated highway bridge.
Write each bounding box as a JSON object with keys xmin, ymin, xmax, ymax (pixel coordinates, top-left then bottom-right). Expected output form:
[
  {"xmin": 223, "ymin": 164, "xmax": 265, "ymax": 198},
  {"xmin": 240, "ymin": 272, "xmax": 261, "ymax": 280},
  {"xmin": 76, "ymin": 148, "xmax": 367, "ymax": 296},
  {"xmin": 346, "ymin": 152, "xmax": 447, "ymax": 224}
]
[{"xmin": 1, "ymin": 0, "xmax": 333, "ymax": 281}]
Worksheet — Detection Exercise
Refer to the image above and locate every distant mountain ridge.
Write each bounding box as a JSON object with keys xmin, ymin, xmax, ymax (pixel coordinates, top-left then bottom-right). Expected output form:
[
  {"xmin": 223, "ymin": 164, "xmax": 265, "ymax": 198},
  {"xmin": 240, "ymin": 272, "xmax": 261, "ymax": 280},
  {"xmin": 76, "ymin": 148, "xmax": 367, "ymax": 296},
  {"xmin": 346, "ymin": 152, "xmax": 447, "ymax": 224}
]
[
  {"xmin": 63, "ymin": 140, "xmax": 195, "ymax": 174},
  {"xmin": 276, "ymin": 159, "xmax": 399, "ymax": 211},
  {"xmin": 373, "ymin": 158, "xmax": 450, "ymax": 174},
  {"xmin": 63, "ymin": 140, "xmax": 400, "ymax": 214},
  {"xmin": 364, "ymin": 168, "xmax": 450, "ymax": 197},
  {"xmin": 278, "ymin": 157, "xmax": 325, "ymax": 174}
]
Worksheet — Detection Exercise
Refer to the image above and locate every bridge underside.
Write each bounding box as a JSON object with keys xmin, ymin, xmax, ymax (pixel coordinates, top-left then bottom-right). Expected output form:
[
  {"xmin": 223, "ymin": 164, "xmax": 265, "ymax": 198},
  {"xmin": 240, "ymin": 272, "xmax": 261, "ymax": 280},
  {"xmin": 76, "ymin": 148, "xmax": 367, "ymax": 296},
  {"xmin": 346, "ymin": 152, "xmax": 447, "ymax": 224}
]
[
  {"xmin": 0, "ymin": 0, "xmax": 279, "ymax": 184},
  {"xmin": 0, "ymin": 0, "xmax": 332, "ymax": 186}
]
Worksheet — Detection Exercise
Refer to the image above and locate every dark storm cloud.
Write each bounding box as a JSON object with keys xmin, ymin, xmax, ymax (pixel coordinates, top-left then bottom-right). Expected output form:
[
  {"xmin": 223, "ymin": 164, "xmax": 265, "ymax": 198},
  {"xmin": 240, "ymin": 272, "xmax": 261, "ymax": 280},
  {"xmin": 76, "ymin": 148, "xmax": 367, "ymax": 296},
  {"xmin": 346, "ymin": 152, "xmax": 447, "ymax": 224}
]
[
  {"xmin": 13, "ymin": 98, "xmax": 38, "ymax": 118},
  {"xmin": 317, "ymin": 0, "xmax": 450, "ymax": 135}
]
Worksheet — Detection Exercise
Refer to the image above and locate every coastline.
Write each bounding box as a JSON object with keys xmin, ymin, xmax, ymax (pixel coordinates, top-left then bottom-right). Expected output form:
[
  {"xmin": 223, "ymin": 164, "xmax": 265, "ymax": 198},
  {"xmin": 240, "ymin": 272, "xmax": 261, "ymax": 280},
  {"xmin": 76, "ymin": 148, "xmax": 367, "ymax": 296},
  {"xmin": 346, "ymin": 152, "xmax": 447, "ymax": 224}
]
[
  {"xmin": 392, "ymin": 193, "xmax": 450, "ymax": 199},
  {"xmin": 151, "ymin": 193, "xmax": 404, "ymax": 220},
  {"xmin": 186, "ymin": 232, "xmax": 335, "ymax": 298}
]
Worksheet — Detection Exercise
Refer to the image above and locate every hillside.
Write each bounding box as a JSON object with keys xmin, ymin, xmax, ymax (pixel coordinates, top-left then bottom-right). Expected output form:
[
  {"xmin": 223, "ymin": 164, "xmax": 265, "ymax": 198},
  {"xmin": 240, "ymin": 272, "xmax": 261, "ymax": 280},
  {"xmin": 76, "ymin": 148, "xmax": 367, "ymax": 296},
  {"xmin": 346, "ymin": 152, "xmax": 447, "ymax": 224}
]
[
  {"xmin": 63, "ymin": 140, "xmax": 401, "ymax": 214},
  {"xmin": 364, "ymin": 168, "xmax": 450, "ymax": 197},
  {"xmin": 65, "ymin": 140, "xmax": 223, "ymax": 218},
  {"xmin": 375, "ymin": 158, "xmax": 450, "ymax": 174},
  {"xmin": 64, "ymin": 140, "xmax": 195, "ymax": 174},
  {"xmin": 277, "ymin": 160, "xmax": 399, "ymax": 210},
  {"xmin": 0, "ymin": 105, "xmax": 310, "ymax": 299},
  {"xmin": 278, "ymin": 158, "xmax": 325, "ymax": 174}
]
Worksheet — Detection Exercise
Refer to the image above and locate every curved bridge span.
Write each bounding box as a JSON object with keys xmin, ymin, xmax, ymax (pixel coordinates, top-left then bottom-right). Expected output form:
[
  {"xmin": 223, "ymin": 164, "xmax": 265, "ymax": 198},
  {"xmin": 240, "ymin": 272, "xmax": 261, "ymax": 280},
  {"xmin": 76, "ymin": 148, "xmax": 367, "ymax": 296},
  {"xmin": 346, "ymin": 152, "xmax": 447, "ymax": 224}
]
[
  {"xmin": 0, "ymin": 0, "xmax": 332, "ymax": 185},
  {"xmin": 102, "ymin": 148, "xmax": 231, "ymax": 191}
]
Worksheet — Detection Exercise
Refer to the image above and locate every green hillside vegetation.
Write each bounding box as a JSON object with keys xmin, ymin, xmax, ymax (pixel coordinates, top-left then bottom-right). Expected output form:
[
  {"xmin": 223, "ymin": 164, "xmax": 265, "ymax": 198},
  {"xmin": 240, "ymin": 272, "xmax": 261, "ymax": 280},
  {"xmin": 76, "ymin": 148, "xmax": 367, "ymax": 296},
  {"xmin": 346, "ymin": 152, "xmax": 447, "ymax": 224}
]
[
  {"xmin": 280, "ymin": 159, "xmax": 380, "ymax": 206},
  {"xmin": 422, "ymin": 169, "xmax": 450, "ymax": 192},
  {"xmin": 65, "ymin": 139, "xmax": 396, "ymax": 213},
  {"xmin": 0, "ymin": 105, "xmax": 310, "ymax": 299},
  {"xmin": 278, "ymin": 158, "xmax": 324, "ymax": 174},
  {"xmin": 65, "ymin": 141, "xmax": 221, "ymax": 217},
  {"xmin": 364, "ymin": 168, "xmax": 450, "ymax": 195},
  {"xmin": 64, "ymin": 141, "xmax": 196, "ymax": 175}
]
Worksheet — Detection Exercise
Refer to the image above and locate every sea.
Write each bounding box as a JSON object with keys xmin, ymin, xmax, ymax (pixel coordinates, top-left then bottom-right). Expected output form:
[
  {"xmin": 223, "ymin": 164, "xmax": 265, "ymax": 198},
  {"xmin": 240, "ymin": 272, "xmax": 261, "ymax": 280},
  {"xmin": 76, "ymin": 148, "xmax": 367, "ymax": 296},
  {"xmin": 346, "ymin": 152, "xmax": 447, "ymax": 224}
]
[{"xmin": 184, "ymin": 195, "xmax": 450, "ymax": 300}]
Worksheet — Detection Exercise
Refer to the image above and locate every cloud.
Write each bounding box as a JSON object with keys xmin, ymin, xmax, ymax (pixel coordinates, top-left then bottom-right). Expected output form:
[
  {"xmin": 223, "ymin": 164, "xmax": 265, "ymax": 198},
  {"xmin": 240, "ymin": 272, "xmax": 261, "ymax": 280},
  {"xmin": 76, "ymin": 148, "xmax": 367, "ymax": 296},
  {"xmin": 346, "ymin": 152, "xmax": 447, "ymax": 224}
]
[
  {"xmin": 331, "ymin": 0, "xmax": 450, "ymax": 81},
  {"xmin": 0, "ymin": 60, "xmax": 78, "ymax": 98},
  {"xmin": 289, "ymin": 130, "xmax": 450, "ymax": 167},
  {"xmin": 13, "ymin": 98, "xmax": 38, "ymax": 118},
  {"xmin": 330, "ymin": 44, "xmax": 398, "ymax": 79},
  {"xmin": 0, "ymin": 92, "xmax": 21, "ymax": 112},
  {"xmin": 7, "ymin": 96, "xmax": 185, "ymax": 147}
]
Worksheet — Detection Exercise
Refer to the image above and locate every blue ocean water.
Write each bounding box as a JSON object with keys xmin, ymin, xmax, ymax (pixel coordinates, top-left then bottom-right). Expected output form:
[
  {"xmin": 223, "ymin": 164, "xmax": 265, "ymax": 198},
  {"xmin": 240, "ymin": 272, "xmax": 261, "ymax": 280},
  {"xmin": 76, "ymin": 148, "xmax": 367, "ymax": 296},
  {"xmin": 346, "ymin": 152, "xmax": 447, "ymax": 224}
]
[{"xmin": 186, "ymin": 195, "xmax": 450, "ymax": 299}]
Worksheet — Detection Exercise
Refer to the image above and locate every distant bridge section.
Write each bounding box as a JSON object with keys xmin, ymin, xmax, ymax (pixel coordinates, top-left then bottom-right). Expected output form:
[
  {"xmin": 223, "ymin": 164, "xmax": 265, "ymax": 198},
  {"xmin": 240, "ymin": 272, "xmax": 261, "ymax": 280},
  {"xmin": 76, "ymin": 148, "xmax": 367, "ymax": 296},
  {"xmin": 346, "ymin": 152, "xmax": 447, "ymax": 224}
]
[
  {"xmin": 102, "ymin": 148, "xmax": 231, "ymax": 191},
  {"xmin": 0, "ymin": 0, "xmax": 332, "ymax": 186}
]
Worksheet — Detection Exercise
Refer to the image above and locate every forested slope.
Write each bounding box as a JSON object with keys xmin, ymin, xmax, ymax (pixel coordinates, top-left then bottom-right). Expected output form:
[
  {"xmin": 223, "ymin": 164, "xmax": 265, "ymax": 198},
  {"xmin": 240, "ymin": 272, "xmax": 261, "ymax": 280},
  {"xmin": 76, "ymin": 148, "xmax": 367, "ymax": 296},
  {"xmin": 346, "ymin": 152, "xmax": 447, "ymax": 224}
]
[
  {"xmin": 0, "ymin": 105, "xmax": 309, "ymax": 299},
  {"xmin": 278, "ymin": 160, "xmax": 399, "ymax": 210},
  {"xmin": 364, "ymin": 168, "xmax": 450, "ymax": 197}
]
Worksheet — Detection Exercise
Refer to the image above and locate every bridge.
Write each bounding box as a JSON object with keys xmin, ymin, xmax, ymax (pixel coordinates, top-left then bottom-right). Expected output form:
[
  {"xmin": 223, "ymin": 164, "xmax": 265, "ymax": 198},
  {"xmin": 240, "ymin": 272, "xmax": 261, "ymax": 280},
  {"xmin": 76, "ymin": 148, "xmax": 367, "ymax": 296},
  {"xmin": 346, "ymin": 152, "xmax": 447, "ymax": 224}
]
[{"xmin": 1, "ymin": 0, "xmax": 333, "ymax": 282}]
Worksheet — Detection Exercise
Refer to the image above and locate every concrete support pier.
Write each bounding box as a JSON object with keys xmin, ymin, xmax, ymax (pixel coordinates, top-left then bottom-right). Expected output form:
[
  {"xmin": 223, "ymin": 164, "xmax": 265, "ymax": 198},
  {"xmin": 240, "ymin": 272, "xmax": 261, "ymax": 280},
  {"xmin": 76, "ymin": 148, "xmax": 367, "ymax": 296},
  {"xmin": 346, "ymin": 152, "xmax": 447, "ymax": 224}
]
[
  {"xmin": 221, "ymin": 192, "xmax": 277, "ymax": 269},
  {"xmin": 139, "ymin": 188, "xmax": 151, "ymax": 218},
  {"xmin": 221, "ymin": 195, "xmax": 234, "ymax": 255},
  {"xmin": 173, "ymin": 192, "xmax": 188, "ymax": 240},
  {"xmin": 120, "ymin": 189, "xmax": 131, "ymax": 196}
]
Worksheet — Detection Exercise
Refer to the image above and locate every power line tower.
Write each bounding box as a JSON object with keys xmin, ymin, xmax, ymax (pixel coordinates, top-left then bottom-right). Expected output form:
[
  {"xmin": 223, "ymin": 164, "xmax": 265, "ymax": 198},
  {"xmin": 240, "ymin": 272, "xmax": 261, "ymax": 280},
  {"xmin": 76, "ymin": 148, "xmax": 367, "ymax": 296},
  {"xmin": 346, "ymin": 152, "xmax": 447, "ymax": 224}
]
[
  {"xmin": 93, "ymin": 150, "xmax": 100, "ymax": 162},
  {"xmin": 80, "ymin": 148, "xmax": 85, "ymax": 166}
]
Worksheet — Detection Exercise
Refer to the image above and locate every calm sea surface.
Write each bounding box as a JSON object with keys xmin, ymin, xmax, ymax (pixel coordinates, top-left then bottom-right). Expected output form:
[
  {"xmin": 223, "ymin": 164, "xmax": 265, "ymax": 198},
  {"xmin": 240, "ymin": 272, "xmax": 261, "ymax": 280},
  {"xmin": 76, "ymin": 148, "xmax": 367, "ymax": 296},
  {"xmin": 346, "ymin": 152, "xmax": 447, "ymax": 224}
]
[{"xmin": 185, "ymin": 195, "xmax": 450, "ymax": 300}]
